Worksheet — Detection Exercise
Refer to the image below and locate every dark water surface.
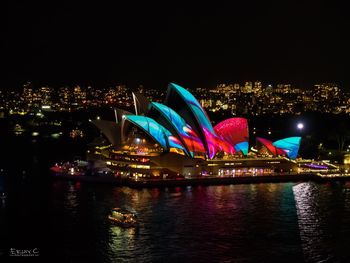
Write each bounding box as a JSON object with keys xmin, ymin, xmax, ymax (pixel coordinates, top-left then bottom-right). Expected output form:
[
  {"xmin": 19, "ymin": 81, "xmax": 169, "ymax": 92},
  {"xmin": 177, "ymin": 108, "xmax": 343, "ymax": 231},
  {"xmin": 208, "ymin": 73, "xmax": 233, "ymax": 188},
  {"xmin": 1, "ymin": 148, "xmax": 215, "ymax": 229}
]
[
  {"xmin": 1, "ymin": 175, "xmax": 350, "ymax": 262},
  {"xmin": 1, "ymin": 134, "xmax": 350, "ymax": 262}
]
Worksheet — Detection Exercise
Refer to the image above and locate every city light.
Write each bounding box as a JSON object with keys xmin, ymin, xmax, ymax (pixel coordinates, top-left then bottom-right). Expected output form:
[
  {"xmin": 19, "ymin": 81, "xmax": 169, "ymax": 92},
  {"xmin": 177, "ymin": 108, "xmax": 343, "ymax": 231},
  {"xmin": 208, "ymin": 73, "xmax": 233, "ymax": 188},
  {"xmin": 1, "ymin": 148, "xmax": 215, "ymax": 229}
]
[
  {"xmin": 1, "ymin": 81, "xmax": 348, "ymax": 116},
  {"xmin": 297, "ymin": 123, "xmax": 304, "ymax": 130}
]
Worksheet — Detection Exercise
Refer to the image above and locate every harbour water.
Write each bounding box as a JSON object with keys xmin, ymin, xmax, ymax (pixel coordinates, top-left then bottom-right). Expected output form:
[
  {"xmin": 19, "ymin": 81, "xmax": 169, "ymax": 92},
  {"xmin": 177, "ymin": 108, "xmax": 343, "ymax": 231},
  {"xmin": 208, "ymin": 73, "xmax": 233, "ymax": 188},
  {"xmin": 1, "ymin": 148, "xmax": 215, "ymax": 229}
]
[
  {"xmin": 1, "ymin": 131, "xmax": 350, "ymax": 262},
  {"xmin": 1, "ymin": 173, "xmax": 350, "ymax": 262}
]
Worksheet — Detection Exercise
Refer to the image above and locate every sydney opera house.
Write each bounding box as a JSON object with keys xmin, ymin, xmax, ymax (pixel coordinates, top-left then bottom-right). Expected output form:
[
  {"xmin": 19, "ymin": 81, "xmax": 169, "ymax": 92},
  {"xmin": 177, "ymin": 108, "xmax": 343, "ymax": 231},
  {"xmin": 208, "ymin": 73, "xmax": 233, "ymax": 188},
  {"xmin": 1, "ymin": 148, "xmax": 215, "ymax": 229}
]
[{"xmin": 89, "ymin": 83, "xmax": 301, "ymax": 179}]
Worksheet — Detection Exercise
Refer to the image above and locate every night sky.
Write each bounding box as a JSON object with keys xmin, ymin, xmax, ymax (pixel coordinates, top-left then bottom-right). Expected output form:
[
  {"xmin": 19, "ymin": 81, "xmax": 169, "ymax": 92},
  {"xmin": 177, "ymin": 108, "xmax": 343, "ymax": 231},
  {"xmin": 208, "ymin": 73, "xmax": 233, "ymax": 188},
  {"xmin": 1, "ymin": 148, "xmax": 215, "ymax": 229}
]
[{"xmin": 4, "ymin": 1, "xmax": 350, "ymax": 90}]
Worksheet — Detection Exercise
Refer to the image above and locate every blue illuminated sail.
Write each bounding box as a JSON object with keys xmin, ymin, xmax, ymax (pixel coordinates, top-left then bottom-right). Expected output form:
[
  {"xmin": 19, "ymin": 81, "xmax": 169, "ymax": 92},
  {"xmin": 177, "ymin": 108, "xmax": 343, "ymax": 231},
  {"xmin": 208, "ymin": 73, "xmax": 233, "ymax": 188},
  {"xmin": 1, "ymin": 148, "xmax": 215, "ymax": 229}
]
[{"xmin": 272, "ymin": 137, "xmax": 301, "ymax": 159}]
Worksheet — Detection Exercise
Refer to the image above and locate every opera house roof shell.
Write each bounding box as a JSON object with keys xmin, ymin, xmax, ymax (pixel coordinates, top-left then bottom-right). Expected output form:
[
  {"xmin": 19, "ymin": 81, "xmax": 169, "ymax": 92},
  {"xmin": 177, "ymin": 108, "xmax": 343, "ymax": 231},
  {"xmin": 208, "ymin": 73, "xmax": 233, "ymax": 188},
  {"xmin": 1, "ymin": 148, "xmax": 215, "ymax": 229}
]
[
  {"xmin": 93, "ymin": 83, "xmax": 301, "ymax": 160},
  {"xmin": 256, "ymin": 137, "xmax": 301, "ymax": 159}
]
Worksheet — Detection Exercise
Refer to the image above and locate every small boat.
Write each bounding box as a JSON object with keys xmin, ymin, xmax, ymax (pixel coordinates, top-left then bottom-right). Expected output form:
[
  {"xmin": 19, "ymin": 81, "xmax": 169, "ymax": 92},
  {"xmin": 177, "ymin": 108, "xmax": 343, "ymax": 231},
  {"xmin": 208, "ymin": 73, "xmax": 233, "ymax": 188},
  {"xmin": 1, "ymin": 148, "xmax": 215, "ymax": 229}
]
[{"xmin": 108, "ymin": 208, "xmax": 138, "ymax": 227}]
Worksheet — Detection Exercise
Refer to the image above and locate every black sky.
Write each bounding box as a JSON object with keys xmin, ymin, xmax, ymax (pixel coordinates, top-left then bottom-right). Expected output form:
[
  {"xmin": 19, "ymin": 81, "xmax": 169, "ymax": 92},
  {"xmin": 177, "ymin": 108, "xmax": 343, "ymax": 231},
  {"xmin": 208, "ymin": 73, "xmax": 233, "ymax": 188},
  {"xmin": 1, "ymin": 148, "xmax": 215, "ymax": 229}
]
[{"xmin": 4, "ymin": 1, "xmax": 350, "ymax": 90}]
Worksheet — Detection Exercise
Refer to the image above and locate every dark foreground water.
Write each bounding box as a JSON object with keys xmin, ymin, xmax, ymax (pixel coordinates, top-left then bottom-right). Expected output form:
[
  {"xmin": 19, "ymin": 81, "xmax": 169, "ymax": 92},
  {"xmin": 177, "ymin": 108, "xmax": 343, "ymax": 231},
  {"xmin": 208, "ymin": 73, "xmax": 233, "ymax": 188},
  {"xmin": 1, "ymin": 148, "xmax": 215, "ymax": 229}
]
[{"xmin": 1, "ymin": 174, "xmax": 350, "ymax": 263}]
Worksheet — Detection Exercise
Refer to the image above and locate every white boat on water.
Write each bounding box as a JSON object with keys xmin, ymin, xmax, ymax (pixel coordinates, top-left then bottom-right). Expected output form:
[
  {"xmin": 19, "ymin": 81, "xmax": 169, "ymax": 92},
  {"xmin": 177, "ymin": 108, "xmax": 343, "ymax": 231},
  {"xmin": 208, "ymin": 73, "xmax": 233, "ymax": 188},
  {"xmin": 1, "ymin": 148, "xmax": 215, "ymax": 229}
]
[{"xmin": 108, "ymin": 208, "xmax": 138, "ymax": 227}]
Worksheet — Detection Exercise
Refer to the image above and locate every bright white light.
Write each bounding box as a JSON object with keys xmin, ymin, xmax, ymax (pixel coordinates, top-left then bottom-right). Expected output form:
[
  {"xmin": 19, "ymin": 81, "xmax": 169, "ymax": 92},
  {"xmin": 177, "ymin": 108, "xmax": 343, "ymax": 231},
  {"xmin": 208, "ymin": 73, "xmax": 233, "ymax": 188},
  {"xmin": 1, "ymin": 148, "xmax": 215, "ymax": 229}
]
[{"xmin": 297, "ymin": 123, "xmax": 304, "ymax": 130}]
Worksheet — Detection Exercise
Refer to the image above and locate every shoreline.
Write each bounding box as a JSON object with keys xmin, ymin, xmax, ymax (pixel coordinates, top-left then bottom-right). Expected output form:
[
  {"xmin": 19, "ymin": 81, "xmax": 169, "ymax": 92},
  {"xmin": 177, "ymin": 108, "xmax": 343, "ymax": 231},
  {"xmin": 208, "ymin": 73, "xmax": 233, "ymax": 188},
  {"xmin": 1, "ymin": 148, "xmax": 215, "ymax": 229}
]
[{"xmin": 51, "ymin": 173, "xmax": 350, "ymax": 188}]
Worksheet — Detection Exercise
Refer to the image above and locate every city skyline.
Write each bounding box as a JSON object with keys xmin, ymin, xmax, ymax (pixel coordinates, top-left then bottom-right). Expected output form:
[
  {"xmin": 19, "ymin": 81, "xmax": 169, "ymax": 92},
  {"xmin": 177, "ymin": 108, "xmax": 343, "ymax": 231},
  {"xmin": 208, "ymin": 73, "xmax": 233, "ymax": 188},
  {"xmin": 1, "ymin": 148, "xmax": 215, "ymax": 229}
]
[
  {"xmin": 1, "ymin": 81, "xmax": 349, "ymax": 116},
  {"xmin": 5, "ymin": 1, "xmax": 350, "ymax": 90}
]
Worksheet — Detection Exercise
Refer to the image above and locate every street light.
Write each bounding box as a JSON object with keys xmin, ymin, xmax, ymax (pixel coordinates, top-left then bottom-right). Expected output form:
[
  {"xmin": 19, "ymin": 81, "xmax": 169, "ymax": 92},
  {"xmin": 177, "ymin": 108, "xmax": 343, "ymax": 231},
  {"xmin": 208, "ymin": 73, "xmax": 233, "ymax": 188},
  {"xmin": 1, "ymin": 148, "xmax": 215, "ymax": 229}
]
[{"xmin": 297, "ymin": 122, "xmax": 304, "ymax": 130}]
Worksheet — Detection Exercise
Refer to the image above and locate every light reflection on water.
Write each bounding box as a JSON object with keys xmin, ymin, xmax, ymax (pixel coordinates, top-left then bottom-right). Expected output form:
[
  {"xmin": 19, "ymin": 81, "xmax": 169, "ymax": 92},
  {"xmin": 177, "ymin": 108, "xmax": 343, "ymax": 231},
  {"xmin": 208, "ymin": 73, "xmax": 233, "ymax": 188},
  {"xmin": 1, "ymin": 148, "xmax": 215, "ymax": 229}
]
[
  {"xmin": 107, "ymin": 226, "xmax": 138, "ymax": 261},
  {"xmin": 64, "ymin": 183, "xmax": 79, "ymax": 213},
  {"xmin": 293, "ymin": 182, "xmax": 350, "ymax": 263},
  {"xmin": 62, "ymin": 183, "xmax": 301, "ymax": 262},
  {"xmin": 10, "ymin": 181, "xmax": 348, "ymax": 262}
]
